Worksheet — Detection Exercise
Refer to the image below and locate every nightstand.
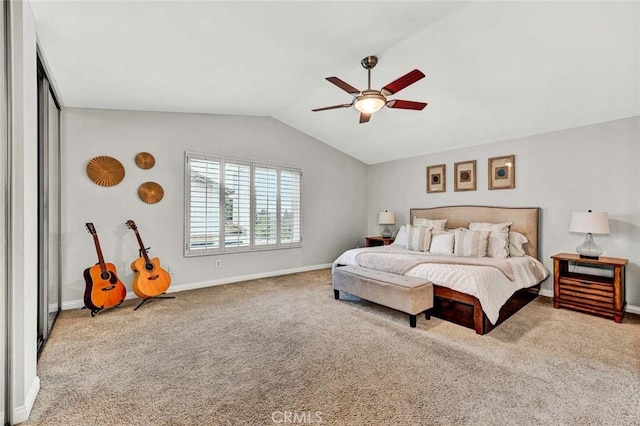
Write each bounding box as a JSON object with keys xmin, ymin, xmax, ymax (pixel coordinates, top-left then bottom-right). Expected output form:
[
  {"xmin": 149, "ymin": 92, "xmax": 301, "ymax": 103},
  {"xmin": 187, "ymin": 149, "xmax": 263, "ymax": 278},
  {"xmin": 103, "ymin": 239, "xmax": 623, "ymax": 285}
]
[
  {"xmin": 551, "ymin": 253, "xmax": 628, "ymax": 323},
  {"xmin": 365, "ymin": 236, "xmax": 395, "ymax": 247}
]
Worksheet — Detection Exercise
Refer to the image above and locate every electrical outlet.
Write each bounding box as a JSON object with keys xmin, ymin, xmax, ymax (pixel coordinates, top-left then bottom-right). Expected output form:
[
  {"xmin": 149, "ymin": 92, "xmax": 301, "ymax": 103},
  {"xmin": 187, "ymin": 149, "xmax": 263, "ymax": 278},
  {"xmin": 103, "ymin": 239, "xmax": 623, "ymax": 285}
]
[{"xmin": 215, "ymin": 260, "xmax": 222, "ymax": 268}]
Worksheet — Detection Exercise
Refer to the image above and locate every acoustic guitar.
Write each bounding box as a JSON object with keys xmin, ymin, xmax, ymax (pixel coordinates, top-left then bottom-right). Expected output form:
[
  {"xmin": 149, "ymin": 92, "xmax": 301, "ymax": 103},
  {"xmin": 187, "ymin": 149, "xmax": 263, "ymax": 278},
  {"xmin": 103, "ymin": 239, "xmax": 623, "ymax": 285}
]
[
  {"xmin": 83, "ymin": 223, "xmax": 127, "ymax": 316},
  {"xmin": 126, "ymin": 220, "xmax": 171, "ymax": 300}
]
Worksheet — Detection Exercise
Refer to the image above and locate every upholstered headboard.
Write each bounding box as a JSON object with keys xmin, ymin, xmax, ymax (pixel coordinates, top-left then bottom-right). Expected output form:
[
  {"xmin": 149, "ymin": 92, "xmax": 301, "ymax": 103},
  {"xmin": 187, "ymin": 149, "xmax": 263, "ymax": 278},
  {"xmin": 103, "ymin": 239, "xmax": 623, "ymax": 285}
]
[{"xmin": 409, "ymin": 206, "xmax": 540, "ymax": 259}]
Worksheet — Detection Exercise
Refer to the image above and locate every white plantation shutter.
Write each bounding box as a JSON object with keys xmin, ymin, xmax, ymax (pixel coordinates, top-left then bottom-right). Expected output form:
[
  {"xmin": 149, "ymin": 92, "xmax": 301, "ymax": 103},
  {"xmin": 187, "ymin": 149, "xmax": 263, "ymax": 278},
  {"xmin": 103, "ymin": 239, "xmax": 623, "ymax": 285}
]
[
  {"xmin": 223, "ymin": 161, "xmax": 251, "ymax": 249},
  {"xmin": 187, "ymin": 155, "xmax": 221, "ymax": 254},
  {"xmin": 185, "ymin": 152, "xmax": 302, "ymax": 256},
  {"xmin": 254, "ymin": 166, "xmax": 278, "ymax": 247},
  {"xmin": 280, "ymin": 169, "xmax": 302, "ymax": 245}
]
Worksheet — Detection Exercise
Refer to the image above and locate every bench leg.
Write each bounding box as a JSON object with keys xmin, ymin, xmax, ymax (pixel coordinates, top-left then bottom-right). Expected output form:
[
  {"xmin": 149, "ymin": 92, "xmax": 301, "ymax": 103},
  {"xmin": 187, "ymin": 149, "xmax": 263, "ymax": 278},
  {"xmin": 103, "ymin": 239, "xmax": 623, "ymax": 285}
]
[
  {"xmin": 425, "ymin": 309, "xmax": 431, "ymax": 320},
  {"xmin": 409, "ymin": 314, "xmax": 417, "ymax": 328},
  {"xmin": 333, "ymin": 289, "xmax": 339, "ymax": 300}
]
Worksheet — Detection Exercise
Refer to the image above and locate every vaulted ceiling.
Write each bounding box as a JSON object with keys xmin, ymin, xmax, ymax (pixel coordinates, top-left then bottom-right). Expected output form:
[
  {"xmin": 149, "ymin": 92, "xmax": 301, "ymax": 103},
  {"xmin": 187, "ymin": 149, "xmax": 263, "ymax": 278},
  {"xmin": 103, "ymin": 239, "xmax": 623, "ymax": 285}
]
[{"xmin": 31, "ymin": 1, "xmax": 639, "ymax": 164}]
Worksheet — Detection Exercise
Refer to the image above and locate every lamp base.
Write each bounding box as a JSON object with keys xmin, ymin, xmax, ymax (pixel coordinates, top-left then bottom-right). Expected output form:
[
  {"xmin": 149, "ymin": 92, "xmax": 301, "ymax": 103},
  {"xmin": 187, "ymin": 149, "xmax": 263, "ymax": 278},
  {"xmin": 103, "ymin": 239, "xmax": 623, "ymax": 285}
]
[
  {"xmin": 381, "ymin": 225, "xmax": 392, "ymax": 238},
  {"xmin": 576, "ymin": 233, "xmax": 603, "ymax": 259}
]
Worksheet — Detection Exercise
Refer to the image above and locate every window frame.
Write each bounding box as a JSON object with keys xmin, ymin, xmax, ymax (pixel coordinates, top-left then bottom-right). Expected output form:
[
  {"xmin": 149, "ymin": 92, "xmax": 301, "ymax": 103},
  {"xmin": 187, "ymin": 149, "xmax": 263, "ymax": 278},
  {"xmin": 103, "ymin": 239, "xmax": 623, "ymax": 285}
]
[{"xmin": 184, "ymin": 151, "xmax": 303, "ymax": 257}]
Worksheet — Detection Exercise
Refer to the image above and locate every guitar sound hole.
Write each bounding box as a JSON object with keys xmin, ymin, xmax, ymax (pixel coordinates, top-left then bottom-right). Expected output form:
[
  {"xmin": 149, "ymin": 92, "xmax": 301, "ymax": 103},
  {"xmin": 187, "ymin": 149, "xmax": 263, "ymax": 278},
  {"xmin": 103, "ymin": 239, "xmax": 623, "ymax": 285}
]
[
  {"xmin": 145, "ymin": 263, "xmax": 154, "ymax": 271},
  {"xmin": 100, "ymin": 271, "xmax": 110, "ymax": 280}
]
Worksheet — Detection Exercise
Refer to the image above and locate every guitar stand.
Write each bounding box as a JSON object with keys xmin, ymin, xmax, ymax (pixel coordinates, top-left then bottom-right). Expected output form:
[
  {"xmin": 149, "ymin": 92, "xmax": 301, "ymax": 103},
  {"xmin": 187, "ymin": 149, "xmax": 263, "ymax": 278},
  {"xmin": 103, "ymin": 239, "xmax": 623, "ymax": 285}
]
[
  {"xmin": 138, "ymin": 246, "xmax": 151, "ymax": 257},
  {"xmin": 133, "ymin": 293, "xmax": 175, "ymax": 311},
  {"xmin": 83, "ymin": 301, "xmax": 124, "ymax": 317}
]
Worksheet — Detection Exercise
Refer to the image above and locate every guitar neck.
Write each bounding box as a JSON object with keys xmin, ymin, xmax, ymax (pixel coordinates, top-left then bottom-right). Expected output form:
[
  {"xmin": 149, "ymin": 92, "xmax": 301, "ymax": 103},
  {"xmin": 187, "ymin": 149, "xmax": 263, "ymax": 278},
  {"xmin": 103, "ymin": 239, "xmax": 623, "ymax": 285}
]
[
  {"xmin": 133, "ymin": 229, "xmax": 151, "ymax": 263},
  {"xmin": 92, "ymin": 233, "xmax": 108, "ymax": 274}
]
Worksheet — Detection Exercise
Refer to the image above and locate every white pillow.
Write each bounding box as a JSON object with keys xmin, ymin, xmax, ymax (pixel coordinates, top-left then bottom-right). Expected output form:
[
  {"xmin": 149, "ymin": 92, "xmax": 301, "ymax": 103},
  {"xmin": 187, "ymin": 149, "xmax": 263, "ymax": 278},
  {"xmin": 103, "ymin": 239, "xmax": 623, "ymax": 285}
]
[
  {"xmin": 414, "ymin": 217, "xmax": 447, "ymax": 232},
  {"xmin": 454, "ymin": 229, "xmax": 490, "ymax": 257},
  {"xmin": 392, "ymin": 225, "xmax": 407, "ymax": 247},
  {"xmin": 509, "ymin": 232, "xmax": 529, "ymax": 257},
  {"xmin": 429, "ymin": 232, "xmax": 455, "ymax": 255},
  {"xmin": 406, "ymin": 224, "xmax": 432, "ymax": 252},
  {"xmin": 468, "ymin": 221, "xmax": 513, "ymax": 233},
  {"xmin": 468, "ymin": 222, "xmax": 512, "ymax": 258}
]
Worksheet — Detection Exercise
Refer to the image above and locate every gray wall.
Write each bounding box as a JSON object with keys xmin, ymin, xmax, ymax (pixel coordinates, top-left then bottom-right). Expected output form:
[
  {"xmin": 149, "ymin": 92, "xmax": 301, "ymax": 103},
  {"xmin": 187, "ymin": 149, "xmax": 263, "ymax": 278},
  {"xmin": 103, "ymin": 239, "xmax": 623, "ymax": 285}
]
[
  {"xmin": 61, "ymin": 108, "xmax": 640, "ymax": 310},
  {"xmin": 61, "ymin": 108, "xmax": 367, "ymax": 306},
  {"xmin": 368, "ymin": 116, "xmax": 640, "ymax": 309}
]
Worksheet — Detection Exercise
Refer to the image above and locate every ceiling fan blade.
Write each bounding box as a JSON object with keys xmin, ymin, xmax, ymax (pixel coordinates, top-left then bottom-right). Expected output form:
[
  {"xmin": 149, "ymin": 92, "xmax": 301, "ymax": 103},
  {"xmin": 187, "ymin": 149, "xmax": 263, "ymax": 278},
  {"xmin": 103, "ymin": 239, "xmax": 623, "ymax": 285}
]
[
  {"xmin": 326, "ymin": 77, "xmax": 360, "ymax": 95},
  {"xmin": 359, "ymin": 112, "xmax": 371, "ymax": 124},
  {"xmin": 311, "ymin": 103, "xmax": 352, "ymax": 112},
  {"xmin": 381, "ymin": 70, "xmax": 425, "ymax": 96},
  {"xmin": 386, "ymin": 99, "xmax": 428, "ymax": 110}
]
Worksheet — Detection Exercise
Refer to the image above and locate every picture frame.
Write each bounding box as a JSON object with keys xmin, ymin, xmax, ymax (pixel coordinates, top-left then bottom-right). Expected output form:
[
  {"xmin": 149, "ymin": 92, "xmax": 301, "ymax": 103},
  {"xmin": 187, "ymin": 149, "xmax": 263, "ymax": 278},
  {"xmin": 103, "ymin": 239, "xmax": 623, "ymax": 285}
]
[
  {"xmin": 488, "ymin": 155, "xmax": 515, "ymax": 190},
  {"xmin": 426, "ymin": 164, "xmax": 446, "ymax": 193},
  {"xmin": 454, "ymin": 160, "xmax": 476, "ymax": 192}
]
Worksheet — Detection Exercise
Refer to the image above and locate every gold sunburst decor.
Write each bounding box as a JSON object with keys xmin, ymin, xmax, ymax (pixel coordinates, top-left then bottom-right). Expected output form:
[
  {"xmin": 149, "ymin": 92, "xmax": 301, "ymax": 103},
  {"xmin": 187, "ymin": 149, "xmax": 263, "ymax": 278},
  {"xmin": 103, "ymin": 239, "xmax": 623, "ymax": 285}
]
[
  {"xmin": 135, "ymin": 152, "xmax": 156, "ymax": 169},
  {"xmin": 138, "ymin": 181, "xmax": 164, "ymax": 204},
  {"xmin": 86, "ymin": 156, "xmax": 125, "ymax": 187}
]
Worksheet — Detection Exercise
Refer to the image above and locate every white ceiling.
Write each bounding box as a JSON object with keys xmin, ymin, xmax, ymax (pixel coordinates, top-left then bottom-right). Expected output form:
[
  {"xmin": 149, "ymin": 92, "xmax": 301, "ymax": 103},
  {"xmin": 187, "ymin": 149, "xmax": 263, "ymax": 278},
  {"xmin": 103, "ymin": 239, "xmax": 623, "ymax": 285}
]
[{"xmin": 31, "ymin": 1, "xmax": 639, "ymax": 164}]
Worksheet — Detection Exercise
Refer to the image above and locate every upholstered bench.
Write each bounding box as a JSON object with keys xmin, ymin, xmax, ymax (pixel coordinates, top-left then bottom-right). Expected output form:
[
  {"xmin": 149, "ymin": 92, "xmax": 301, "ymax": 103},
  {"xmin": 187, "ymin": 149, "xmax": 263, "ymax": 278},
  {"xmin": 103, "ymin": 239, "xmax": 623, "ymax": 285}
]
[{"xmin": 333, "ymin": 265, "xmax": 434, "ymax": 328}]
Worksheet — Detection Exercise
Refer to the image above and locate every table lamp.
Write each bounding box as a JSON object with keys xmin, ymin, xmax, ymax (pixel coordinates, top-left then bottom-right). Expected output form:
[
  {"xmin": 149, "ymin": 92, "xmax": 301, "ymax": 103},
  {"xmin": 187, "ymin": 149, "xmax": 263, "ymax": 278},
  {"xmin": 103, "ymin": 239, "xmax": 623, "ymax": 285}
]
[
  {"xmin": 569, "ymin": 210, "xmax": 610, "ymax": 259},
  {"xmin": 378, "ymin": 210, "xmax": 395, "ymax": 238}
]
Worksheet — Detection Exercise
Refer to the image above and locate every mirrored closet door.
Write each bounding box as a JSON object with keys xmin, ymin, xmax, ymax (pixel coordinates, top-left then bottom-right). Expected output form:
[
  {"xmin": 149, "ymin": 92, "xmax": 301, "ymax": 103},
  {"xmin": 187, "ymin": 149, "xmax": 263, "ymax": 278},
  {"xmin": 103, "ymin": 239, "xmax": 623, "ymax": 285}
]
[
  {"xmin": 37, "ymin": 57, "xmax": 61, "ymax": 353},
  {"xmin": 1, "ymin": 1, "xmax": 8, "ymax": 422}
]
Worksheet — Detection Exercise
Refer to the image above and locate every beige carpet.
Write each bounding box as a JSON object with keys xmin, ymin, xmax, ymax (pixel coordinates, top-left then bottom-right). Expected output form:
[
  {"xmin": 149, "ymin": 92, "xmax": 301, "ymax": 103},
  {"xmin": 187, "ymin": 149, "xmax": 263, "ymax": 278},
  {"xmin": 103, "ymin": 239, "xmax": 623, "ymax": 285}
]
[{"xmin": 26, "ymin": 269, "xmax": 640, "ymax": 425}]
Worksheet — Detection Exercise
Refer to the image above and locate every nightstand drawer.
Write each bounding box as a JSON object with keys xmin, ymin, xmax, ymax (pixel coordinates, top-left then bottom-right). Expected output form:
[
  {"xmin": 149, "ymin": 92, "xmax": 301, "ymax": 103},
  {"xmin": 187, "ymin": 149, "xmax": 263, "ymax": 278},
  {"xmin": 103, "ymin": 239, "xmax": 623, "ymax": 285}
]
[
  {"xmin": 558, "ymin": 278, "xmax": 613, "ymax": 307},
  {"xmin": 558, "ymin": 287, "xmax": 613, "ymax": 308},
  {"xmin": 558, "ymin": 277, "xmax": 613, "ymax": 294}
]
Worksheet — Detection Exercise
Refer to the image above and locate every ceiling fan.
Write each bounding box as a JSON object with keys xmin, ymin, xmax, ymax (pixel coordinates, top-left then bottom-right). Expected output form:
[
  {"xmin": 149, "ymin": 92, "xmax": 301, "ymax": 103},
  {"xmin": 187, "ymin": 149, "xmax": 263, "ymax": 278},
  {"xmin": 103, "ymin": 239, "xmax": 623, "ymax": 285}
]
[{"xmin": 312, "ymin": 55, "xmax": 427, "ymax": 124}]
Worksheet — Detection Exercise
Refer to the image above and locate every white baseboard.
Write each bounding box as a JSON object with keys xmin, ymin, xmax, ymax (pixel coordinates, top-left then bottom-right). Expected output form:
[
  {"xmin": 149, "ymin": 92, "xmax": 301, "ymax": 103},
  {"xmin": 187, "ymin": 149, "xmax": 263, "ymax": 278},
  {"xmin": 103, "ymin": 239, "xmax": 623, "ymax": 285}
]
[
  {"xmin": 625, "ymin": 304, "xmax": 640, "ymax": 315},
  {"xmin": 538, "ymin": 288, "xmax": 640, "ymax": 314},
  {"xmin": 539, "ymin": 288, "xmax": 553, "ymax": 298},
  {"xmin": 12, "ymin": 376, "xmax": 40, "ymax": 424},
  {"xmin": 62, "ymin": 263, "xmax": 333, "ymax": 311}
]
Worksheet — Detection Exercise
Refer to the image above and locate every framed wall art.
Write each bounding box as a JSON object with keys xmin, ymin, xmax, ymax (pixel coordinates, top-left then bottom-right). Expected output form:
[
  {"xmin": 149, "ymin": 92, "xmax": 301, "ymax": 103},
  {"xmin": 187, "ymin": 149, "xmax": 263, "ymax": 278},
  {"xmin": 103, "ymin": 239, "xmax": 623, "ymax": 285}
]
[
  {"xmin": 488, "ymin": 155, "xmax": 515, "ymax": 190},
  {"xmin": 426, "ymin": 164, "xmax": 446, "ymax": 193},
  {"xmin": 454, "ymin": 160, "xmax": 476, "ymax": 192}
]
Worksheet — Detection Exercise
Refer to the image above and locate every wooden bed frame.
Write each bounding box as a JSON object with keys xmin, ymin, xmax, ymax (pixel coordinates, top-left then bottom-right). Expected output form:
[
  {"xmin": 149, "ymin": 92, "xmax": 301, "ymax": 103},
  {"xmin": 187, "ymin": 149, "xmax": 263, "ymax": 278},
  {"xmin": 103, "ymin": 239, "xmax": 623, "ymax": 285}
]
[{"xmin": 410, "ymin": 206, "xmax": 542, "ymax": 334}]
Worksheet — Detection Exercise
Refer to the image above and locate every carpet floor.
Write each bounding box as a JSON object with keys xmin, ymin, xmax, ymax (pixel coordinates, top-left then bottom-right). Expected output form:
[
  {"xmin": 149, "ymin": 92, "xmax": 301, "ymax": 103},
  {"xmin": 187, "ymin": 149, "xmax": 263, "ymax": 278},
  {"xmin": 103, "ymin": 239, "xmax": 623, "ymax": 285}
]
[{"xmin": 26, "ymin": 269, "xmax": 640, "ymax": 425}]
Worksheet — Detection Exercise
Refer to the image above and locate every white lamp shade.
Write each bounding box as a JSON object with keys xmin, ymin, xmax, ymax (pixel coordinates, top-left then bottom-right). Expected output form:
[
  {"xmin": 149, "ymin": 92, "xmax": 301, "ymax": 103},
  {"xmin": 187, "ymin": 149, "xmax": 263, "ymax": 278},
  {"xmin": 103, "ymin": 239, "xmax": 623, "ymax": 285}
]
[
  {"xmin": 378, "ymin": 211, "xmax": 395, "ymax": 225},
  {"xmin": 569, "ymin": 212, "xmax": 610, "ymax": 234}
]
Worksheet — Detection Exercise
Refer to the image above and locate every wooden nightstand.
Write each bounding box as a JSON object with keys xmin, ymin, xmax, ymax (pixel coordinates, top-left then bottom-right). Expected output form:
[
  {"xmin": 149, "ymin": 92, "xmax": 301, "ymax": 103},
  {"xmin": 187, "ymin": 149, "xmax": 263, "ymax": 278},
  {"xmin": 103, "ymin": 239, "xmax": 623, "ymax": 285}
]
[
  {"xmin": 551, "ymin": 253, "xmax": 628, "ymax": 323},
  {"xmin": 365, "ymin": 236, "xmax": 395, "ymax": 247}
]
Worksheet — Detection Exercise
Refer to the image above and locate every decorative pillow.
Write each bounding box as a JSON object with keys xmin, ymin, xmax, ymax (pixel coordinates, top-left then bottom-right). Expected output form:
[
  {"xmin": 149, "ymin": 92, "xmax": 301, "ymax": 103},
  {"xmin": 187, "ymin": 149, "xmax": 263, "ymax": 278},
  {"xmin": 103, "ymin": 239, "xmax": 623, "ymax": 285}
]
[
  {"xmin": 392, "ymin": 225, "xmax": 407, "ymax": 247},
  {"xmin": 413, "ymin": 217, "xmax": 447, "ymax": 232},
  {"xmin": 406, "ymin": 224, "xmax": 432, "ymax": 252},
  {"xmin": 429, "ymin": 231, "xmax": 455, "ymax": 255},
  {"xmin": 509, "ymin": 232, "xmax": 529, "ymax": 257},
  {"xmin": 484, "ymin": 231, "xmax": 509, "ymax": 258},
  {"xmin": 468, "ymin": 222, "xmax": 512, "ymax": 258},
  {"xmin": 454, "ymin": 229, "xmax": 490, "ymax": 257}
]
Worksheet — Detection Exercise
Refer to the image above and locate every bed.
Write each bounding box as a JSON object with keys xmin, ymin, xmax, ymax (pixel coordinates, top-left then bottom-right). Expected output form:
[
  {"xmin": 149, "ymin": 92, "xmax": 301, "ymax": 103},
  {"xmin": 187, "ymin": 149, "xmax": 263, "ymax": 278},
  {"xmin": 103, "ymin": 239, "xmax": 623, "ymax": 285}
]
[{"xmin": 334, "ymin": 206, "xmax": 549, "ymax": 334}]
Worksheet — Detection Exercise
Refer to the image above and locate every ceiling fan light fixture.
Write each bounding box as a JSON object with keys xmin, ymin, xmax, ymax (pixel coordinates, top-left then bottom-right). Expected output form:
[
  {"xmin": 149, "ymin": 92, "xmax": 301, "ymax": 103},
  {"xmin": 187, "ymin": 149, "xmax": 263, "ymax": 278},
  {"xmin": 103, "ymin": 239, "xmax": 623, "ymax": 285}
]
[
  {"xmin": 354, "ymin": 92, "xmax": 386, "ymax": 114},
  {"xmin": 312, "ymin": 56, "xmax": 427, "ymax": 123}
]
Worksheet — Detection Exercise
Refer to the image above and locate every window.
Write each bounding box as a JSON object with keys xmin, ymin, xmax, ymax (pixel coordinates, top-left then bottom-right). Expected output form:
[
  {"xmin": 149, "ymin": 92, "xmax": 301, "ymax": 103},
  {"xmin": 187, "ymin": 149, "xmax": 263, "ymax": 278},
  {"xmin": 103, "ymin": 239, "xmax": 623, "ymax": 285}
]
[{"xmin": 185, "ymin": 152, "xmax": 302, "ymax": 256}]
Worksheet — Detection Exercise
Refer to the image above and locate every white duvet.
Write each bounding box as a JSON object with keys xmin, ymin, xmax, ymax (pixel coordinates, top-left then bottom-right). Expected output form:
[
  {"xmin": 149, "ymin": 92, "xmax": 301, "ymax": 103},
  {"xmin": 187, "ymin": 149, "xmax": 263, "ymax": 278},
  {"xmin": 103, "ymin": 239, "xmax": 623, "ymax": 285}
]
[{"xmin": 333, "ymin": 245, "xmax": 549, "ymax": 324}]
